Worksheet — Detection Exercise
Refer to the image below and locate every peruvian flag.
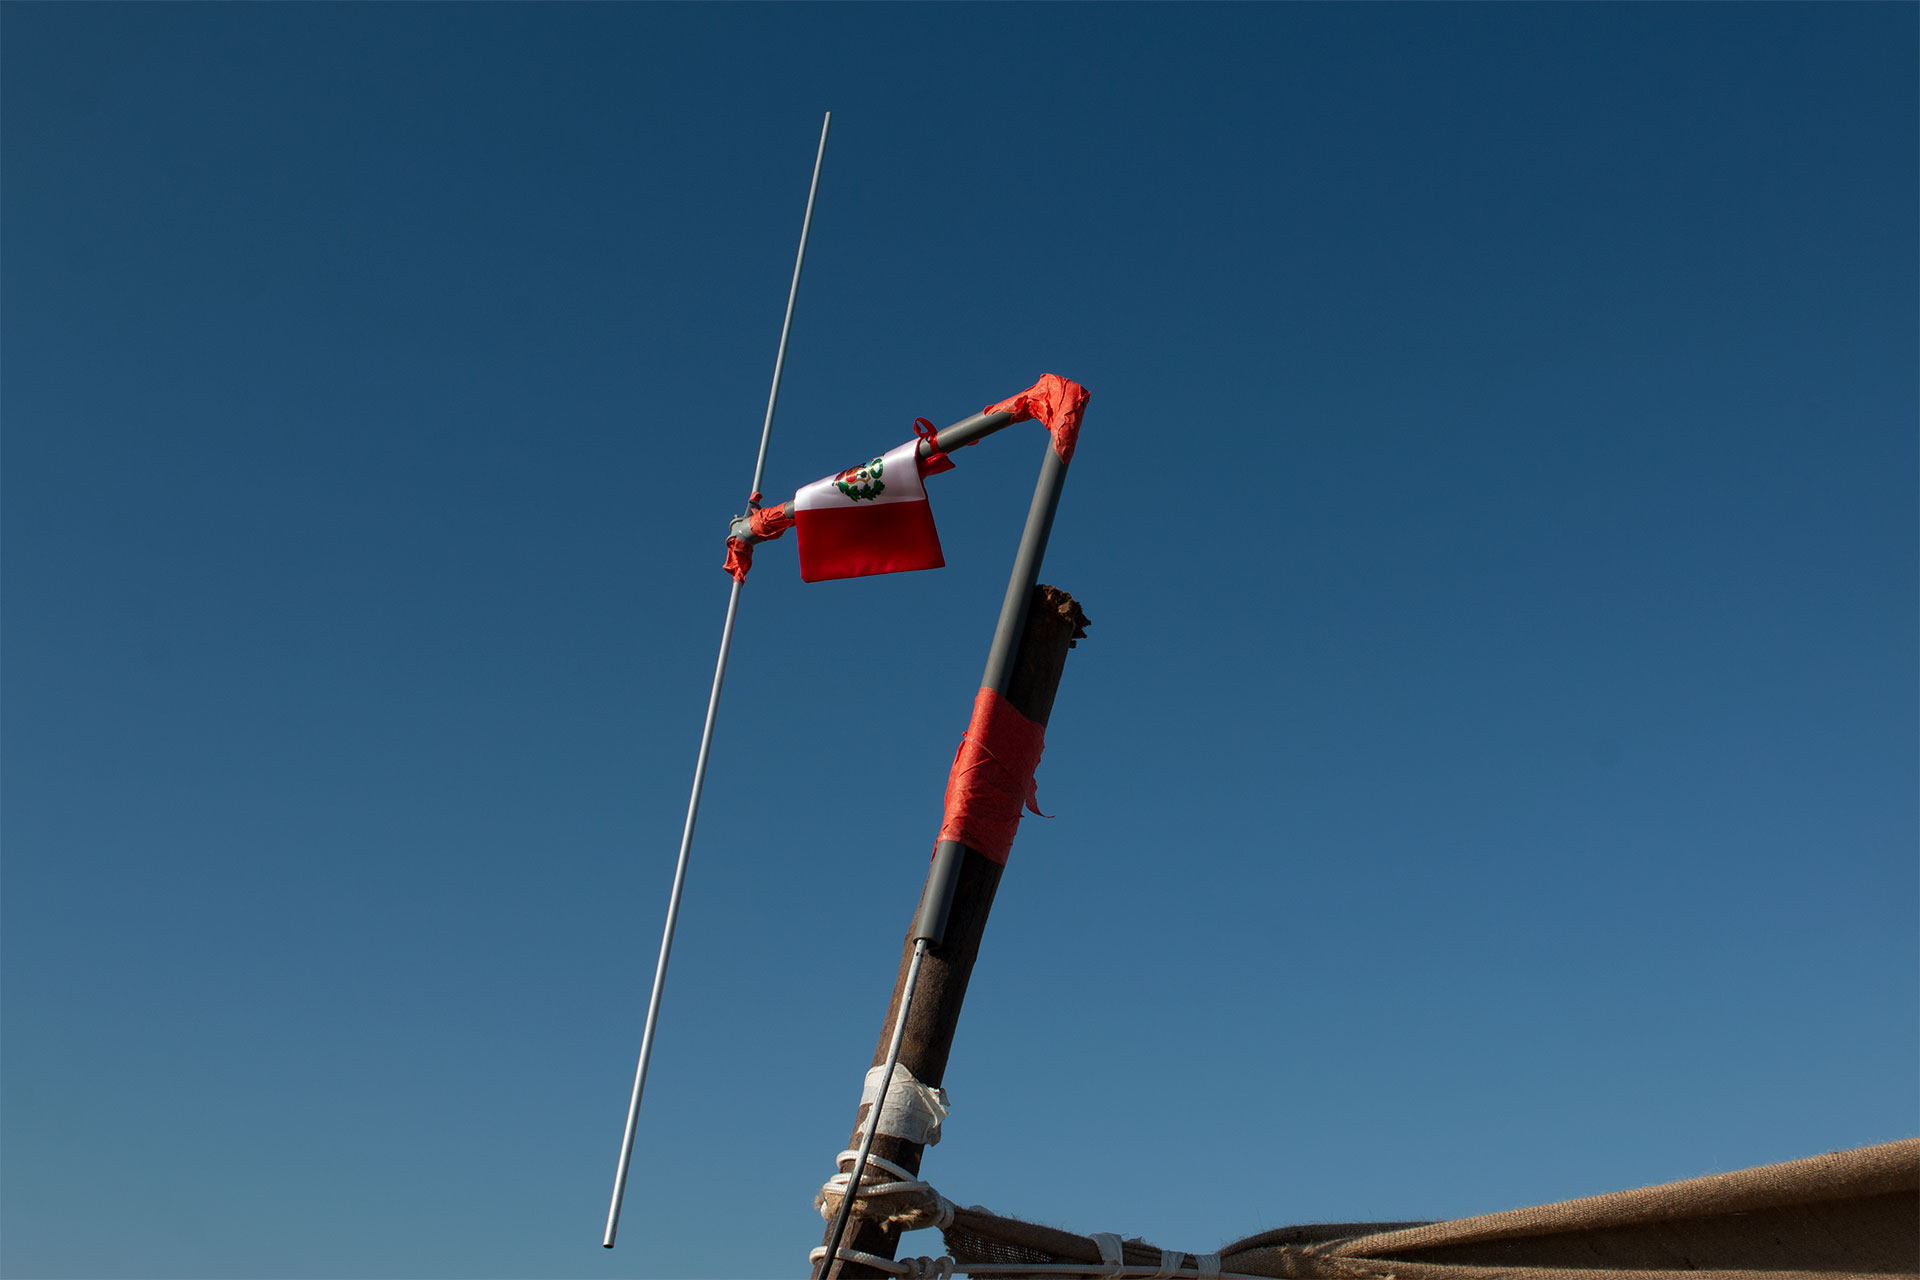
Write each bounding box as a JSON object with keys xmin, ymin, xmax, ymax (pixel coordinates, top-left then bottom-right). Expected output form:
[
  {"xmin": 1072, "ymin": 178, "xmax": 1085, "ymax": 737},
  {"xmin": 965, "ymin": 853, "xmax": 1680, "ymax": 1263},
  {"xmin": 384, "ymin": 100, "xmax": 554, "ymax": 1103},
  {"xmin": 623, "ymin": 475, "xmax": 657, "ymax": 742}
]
[{"xmin": 793, "ymin": 440, "xmax": 944, "ymax": 583}]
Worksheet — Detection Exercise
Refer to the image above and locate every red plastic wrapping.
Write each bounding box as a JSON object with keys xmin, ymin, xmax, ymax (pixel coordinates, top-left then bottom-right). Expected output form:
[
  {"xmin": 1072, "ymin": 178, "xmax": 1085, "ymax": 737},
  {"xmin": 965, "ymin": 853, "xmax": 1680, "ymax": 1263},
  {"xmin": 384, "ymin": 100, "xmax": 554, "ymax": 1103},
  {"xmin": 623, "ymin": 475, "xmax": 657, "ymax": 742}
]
[
  {"xmin": 721, "ymin": 503, "xmax": 795, "ymax": 582},
  {"xmin": 984, "ymin": 373, "xmax": 1091, "ymax": 465},
  {"xmin": 722, "ymin": 536, "xmax": 754, "ymax": 583},
  {"xmin": 750, "ymin": 503, "xmax": 794, "ymax": 539},
  {"xmin": 937, "ymin": 687, "xmax": 1047, "ymax": 866}
]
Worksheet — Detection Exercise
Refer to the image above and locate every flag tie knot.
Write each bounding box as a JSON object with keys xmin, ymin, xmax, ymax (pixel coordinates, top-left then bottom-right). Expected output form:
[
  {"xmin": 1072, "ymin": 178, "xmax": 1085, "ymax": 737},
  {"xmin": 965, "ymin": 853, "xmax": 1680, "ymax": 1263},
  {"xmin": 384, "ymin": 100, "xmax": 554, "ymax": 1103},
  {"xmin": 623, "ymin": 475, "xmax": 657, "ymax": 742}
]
[{"xmin": 914, "ymin": 417, "xmax": 955, "ymax": 477}]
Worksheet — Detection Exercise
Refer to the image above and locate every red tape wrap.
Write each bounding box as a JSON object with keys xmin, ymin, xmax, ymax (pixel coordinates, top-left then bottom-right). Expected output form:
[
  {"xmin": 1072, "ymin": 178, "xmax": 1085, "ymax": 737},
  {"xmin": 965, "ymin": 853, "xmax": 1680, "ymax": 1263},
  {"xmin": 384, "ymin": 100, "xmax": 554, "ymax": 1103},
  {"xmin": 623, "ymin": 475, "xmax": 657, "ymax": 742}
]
[
  {"xmin": 722, "ymin": 537, "xmax": 753, "ymax": 583},
  {"xmin": 721, "ymin": 504, "xmax": 796, "ymax": 583},
  {"xmin": 750, "ymin": 505, "xmax": 795, "ymax": 539},
  {"xmin": 984, "ymin": 373, "xmax": 1091, "ymax": 466},
  {"xmin": 937, "ymin": 687, "xmax": 1047, "ymax": 866}
]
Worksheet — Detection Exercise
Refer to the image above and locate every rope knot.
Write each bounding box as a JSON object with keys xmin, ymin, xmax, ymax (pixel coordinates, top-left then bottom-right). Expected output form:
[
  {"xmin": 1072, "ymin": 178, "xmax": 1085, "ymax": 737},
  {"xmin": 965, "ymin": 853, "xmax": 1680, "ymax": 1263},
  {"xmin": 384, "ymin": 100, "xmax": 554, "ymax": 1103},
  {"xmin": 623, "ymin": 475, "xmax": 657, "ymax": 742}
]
[{"xmin": 815, "ymin": 1151, "xmax": 953, "ymax": 1233}]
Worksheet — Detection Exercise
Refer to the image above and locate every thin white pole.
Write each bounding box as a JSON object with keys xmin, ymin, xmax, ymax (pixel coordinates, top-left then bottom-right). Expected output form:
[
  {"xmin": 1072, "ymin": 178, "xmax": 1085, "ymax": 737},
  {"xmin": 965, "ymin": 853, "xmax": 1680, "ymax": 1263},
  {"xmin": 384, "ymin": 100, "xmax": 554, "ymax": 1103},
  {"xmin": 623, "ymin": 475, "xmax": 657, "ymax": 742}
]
[
  {"xmin": 603, "ymin": 110, "xmax": 832, "ymax": 1250},
  {"xmin": 817, "ymin": 939, "xmax": 928, "ymax": 1279},
  {"xmin": 753, "ymin": 111, "xmax": 833, "ymax": 500}
]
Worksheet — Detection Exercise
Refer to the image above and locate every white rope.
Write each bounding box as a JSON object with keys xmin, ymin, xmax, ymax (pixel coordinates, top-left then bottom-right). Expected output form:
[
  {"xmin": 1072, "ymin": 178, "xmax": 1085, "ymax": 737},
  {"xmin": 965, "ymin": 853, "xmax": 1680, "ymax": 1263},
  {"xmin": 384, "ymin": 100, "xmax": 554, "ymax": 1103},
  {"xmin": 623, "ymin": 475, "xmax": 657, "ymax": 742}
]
[
  {"xmin": 808, "ymin": 1091, "xmax": 1259, "ymax": 1279},
  {"xmin": 819, "ymin": 1150, "xmax": 934, "ymax": 1202},
  {"xmin": 809, "ymin": 1154, "xmax": 1272, "ymax": 1280},
  {"xmin": 806, "ymin": 1254, "xmax": 1272, "ymax": 1280},
  {"xmin": 806, "ymin": 1235, "xmax": 1267, "ymax": 1274},
  {"xmin": 808, "ymin": 1244, "xmax": 956, "ymax": 1279},
  {"xmin": 817, "ymin": 1149, "xmax": 956, "ymax": 1226},
  {"xmin": 928, "ymin": 1268, "xmax": 1267, "ymax": 1279},
  {"xmin": 809, "ymin": 1243, "xmax": 914, "ymax": 1276}
]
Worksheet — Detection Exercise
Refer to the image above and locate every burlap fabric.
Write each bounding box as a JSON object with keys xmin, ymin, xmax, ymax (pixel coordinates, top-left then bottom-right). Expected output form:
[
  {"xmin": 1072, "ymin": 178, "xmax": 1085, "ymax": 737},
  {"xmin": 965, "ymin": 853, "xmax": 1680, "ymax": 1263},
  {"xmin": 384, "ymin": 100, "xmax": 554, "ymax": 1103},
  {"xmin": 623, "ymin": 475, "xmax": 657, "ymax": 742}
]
[{"xmin": 939, "ymin": 1139, "xmax": 1918, "ymax": 1278}]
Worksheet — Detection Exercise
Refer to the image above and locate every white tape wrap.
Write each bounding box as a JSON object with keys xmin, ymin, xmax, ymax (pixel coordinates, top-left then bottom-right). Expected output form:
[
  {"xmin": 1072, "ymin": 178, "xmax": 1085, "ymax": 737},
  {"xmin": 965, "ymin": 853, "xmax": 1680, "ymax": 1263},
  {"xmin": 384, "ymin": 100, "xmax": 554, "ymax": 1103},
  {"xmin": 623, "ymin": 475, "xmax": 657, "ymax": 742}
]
[{"xmin": 855, "ymin": 1062, "xmax": 950, "ymax": 1147}]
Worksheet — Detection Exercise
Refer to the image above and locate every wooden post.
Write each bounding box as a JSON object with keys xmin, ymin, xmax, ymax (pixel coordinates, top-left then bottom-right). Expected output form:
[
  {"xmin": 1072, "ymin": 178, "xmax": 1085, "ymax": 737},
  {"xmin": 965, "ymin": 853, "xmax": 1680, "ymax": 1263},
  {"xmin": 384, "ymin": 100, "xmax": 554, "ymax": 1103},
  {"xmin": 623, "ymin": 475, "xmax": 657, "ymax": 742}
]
[{"xmin": 816, "ymin": 584, "xmax": 1089, "ymax": 1279}]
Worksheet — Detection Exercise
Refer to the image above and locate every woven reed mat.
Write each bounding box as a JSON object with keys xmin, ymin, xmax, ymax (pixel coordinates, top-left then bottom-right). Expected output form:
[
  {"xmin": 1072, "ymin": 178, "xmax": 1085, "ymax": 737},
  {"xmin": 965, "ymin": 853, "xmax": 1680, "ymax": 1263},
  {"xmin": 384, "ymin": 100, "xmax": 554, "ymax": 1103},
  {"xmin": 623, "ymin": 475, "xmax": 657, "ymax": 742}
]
[{"xmin": 937, "ymin": 1138, "xmax": 1918, "ymax": 1278}]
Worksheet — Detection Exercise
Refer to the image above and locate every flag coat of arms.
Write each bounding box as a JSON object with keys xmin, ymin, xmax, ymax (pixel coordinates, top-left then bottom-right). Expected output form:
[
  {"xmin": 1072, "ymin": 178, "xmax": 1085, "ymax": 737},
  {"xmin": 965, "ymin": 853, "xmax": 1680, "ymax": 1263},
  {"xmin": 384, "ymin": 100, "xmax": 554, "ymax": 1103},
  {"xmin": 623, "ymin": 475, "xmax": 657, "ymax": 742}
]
[{"xmin": 792, "ymin": 440, "xmax": 944, "ymax": 582}]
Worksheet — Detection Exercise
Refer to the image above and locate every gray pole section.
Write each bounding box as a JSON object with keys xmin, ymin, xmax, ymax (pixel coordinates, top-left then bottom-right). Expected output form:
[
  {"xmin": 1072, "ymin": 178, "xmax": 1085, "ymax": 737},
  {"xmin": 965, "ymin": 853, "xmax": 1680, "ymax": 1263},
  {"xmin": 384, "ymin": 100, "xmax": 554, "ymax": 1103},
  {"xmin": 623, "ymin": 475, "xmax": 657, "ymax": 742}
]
[
  {"xmin": 979, "ymin": 446, "xmax": 1069, "ymax": 696},
  {"xmin": 603, "ymin": 111, "xmax": 831, "ymax": 1250},
  {"xmin": 921, "ymin": 409, "xmax": 1021, "ymax": 457},
  {"xmin": 912, "ymin": 443, "xmax": 1067, "ymax": 950},
  {"xmin": 752, "ymin": 111, "xmax": 832, "ymax": 499}
]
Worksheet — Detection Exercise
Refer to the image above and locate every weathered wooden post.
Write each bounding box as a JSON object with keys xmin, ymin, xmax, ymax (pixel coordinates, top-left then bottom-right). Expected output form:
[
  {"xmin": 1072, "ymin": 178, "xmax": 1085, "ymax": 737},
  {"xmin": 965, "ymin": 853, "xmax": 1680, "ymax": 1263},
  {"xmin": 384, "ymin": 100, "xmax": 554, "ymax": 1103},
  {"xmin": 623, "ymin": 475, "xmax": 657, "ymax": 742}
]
[{"xmin": 814, "ymin": 582, "xmax": 1087, "ymax": 1279}]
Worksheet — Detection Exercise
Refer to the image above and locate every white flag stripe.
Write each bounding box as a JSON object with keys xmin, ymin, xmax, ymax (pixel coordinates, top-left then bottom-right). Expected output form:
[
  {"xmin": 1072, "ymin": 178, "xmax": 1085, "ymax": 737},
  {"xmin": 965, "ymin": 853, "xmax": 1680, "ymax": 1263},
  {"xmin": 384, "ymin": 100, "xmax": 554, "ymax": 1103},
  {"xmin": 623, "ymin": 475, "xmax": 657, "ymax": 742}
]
[{"xmin": 793, "ymin": 440, "xmax": 927, "ymax": 511}]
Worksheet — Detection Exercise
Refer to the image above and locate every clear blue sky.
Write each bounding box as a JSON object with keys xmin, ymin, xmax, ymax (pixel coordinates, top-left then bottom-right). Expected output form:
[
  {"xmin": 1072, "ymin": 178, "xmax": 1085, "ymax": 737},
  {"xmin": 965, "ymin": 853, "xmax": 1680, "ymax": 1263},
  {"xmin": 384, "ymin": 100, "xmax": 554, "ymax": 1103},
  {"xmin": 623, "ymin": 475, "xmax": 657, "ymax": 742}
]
[{"xmin": 3, "ymin": 5, "xmax": 1913, "ymax": 1278}]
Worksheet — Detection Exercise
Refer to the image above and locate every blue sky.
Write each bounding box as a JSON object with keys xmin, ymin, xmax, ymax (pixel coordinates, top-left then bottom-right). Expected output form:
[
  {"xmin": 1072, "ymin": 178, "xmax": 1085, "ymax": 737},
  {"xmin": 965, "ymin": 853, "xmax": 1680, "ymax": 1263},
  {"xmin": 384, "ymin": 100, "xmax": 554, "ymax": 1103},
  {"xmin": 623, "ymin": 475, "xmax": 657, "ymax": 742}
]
[{"xmin": 3, "ymin": 5, "xmax": 1913, "ymax": 1278}]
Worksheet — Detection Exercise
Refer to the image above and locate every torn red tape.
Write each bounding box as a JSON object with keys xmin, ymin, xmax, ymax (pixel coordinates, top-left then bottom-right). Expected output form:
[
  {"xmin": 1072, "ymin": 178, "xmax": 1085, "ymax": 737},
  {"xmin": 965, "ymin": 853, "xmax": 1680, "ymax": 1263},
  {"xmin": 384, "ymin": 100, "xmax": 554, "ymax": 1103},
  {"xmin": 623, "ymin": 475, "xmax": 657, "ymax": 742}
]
[
  {"xmin": 722, "ymin": 537, "xmax": 753, "ymax": 583},
  {"xmin": 937, "ymin": 687, "xmax": 1047, "ymax": 866},
  {"xmin": 721, "ymin": 503, "xmax": 795, "ymax": 583},
  {"xmin": 984, "ymin": 373, "xmax": 1090, "ymax": 466},
  {"xmin": 749, "ymin": 504, "xmax": 794, "ymax": 539}
]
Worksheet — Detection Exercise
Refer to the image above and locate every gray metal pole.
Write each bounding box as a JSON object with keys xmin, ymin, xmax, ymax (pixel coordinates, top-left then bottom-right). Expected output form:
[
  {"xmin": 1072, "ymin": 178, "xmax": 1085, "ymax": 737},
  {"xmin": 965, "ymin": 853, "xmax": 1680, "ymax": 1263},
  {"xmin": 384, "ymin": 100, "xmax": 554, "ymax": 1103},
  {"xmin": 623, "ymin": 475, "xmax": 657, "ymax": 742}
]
[
  {"xmin": 603, "ymin": 111, "xmax": 832, "ymax": 1250},
  {"xmin": 817, "ymin": 434, "xmax": 1077, "ymax": 1279},
  {"xmin": 752, "ymin": 112, "xmax": 832, "ymax": 500},
  {"xmin": 979, "ymin": 444, "xmax": 1070, "ymax": 696},
  {"xmin": 920, "ymin": 409, "xmax": 1021, "ymax": 458},
  {"xmin": 602, "ymin": 579, "xmax": 741, "ymax": 1248},
  {"xmin": 909, "ymin": 439, "xmax": 1068, "ymax": 950},
  {"xmin": 821, "ymin": 436, "xmax": 1062, "ymax": 1274}
]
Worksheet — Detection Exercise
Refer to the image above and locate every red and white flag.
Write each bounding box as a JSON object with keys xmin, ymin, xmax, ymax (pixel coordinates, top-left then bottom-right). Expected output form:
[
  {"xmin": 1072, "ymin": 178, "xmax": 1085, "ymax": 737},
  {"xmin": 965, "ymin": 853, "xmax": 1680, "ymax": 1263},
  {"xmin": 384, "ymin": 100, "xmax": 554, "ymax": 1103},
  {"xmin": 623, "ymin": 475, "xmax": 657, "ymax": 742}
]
[{"xmin": 793, "ymin": 440, "xmax": 944, "ymax": 583}]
